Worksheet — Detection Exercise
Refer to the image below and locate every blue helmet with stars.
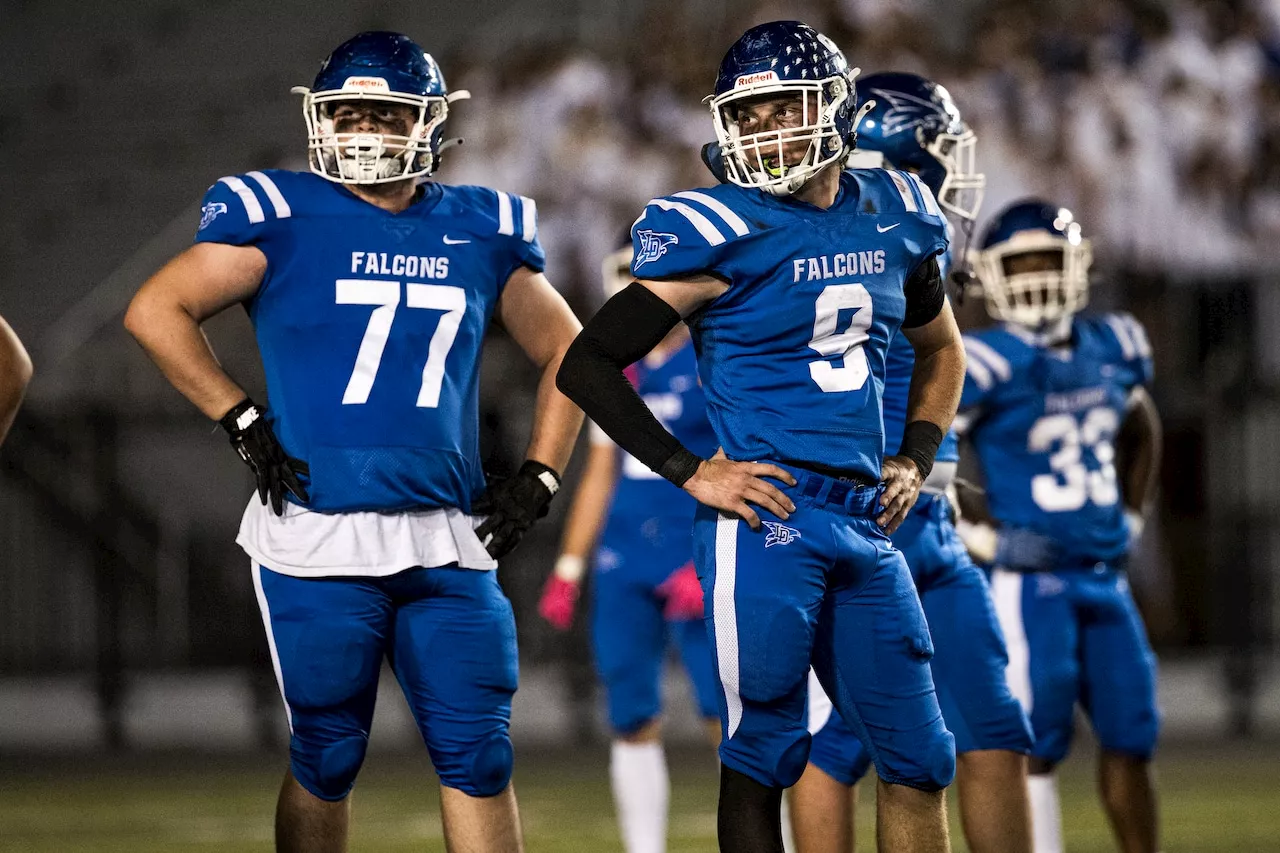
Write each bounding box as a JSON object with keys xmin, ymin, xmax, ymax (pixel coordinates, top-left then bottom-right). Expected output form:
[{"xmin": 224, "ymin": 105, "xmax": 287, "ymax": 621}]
[
  {"xmin": 709, "ymin": 21, "xmax": 867, "ymax": 196},
  {"xmin": 291, "ymin": 31, "xmax": 471, "ymax": 185},
  {"xmin": 849, "ymin": 72, "xmax": 985, "ymax": 222}
]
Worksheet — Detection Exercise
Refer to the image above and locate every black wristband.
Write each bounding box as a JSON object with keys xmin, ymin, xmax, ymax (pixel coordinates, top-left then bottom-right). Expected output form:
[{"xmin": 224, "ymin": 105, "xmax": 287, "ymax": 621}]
[
  {"xmin": 658, "ymin": 447, "xmax": 704, "ymax": 488},
  {"xmin": 897, "ymin": 420, "xmax": 944, "ymax": 480},
  {"xmin": 218, "ymin": 398, "xmax": 259, "ymax": 434},
  {"xmin": 519, "ymin": 459, "xmax": 562, "ymax": 497}
]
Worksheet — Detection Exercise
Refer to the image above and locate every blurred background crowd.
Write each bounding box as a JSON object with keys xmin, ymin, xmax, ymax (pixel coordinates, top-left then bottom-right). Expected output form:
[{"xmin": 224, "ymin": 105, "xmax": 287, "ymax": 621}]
[{"xmin": 1, "ymin": 0, "xmax": 1278, "ymax": 756}]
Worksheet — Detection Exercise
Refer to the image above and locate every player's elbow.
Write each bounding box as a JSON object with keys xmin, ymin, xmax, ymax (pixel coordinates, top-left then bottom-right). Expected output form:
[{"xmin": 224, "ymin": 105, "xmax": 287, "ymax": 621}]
[{"xmin": 123, "ymin": 289, "xmax": 168, "ymax": 345}]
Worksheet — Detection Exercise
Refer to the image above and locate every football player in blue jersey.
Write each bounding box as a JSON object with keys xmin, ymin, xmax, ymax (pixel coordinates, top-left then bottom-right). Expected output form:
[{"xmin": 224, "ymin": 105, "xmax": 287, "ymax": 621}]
[
  {"xmin": 539, "ymin": 244, "xmax": 721, "ymax": 853},
  {"xmin": 123, "ymin": 31, "xmax": 583, "ymax": 853},
  {"xmin": 0, "ymin": 314, "xmax": 32, "ymax": 446},
  {"xmin": 954, "ymin": 200, "xmax": 1162, "ymax": 853},
  {"xmin": 558, "ymin": 21, "xmax": 967, "ymax": 853},
  {"xmin": 784, "ymin": 73, "xmax": 1034, "ymax": 853}
]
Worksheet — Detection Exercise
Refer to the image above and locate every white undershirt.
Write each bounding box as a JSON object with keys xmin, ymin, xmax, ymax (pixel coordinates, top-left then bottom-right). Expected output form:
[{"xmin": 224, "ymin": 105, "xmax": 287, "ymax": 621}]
[{"xmin": 236, "ymin": 498, "xmax": 497, "ymax": 578}]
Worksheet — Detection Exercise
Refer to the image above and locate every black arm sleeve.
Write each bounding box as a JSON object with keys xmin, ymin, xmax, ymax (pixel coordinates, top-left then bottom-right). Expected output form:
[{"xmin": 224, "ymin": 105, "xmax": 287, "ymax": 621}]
[
  {"xmin": 556, "ymin": 283, "xmax": 704, "ymax": 487},
  {"xmin": 902, "ymin": 255, "xmax": 945, "ymax": 329}
]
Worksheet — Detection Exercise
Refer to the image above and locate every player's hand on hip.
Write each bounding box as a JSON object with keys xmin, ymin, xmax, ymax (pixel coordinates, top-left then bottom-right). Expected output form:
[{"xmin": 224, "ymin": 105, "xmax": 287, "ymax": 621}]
[
  {"xmin": 682, "ymin": 452, "xmax": 797, "ymax": 531},
  {"xmin": 474, "ymin": 460, "xmax": 562, "ymax": 559},
  {"xmin": 877, "ymin": 455, "xmax": 922, "ymax": 533},
  {"xmin": 219, "ymin": 399, "xmax": 310, "ymax": 516}
]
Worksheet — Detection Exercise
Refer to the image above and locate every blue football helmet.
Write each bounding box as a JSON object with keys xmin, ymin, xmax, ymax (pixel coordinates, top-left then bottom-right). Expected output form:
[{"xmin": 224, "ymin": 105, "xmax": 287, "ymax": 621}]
[
  {"xmin": 974, "ymin": 199, "xmax": 1093, "ymax": 328},
  {"xmin": 848, "ymin": 72, "xmax": 985, "ymax": 221},
  {"xmin": 291, "ymin": 31, "xmax": 470, "ymax": 184},
  {"xmin": 709, "ymin": 21, "xmax": 869, "ymax": 196}
]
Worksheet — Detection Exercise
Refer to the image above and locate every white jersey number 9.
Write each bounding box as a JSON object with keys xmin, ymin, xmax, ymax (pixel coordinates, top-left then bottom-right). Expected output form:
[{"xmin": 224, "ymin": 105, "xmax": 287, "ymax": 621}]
[
  {"xmin": 808, "ymin": 284, "xmax": 874, "ymax": 393},
  {"xmin": 1027, "ymin": 407, "xmax": 1120, "ymax": 512}
]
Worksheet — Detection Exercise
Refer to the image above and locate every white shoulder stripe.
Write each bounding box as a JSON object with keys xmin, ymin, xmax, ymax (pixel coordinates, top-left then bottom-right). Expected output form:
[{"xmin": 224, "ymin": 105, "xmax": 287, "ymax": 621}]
[
  {"xmin": 672, "ymin": 190, "xmax": 750, "ymax": 237},
  {"xmin": 964, "ymin": 350, "xmax": 994, "ymax": 391},
  {"xmin": 887, "ymin": 170, "xmax": 919, "ymax": 213},
  {"xmin": 1105, "ymin": 314, "xmax": 1137, "ymax": 360},
  {"xmin": 246, "ymin": 171, "xmax": 291, "ymax": 219},
  {"xmin": 495, "ymin": 191, "xmax": 515, "ymax": 236},
  {"xmin": 964, "ymin": 336, "xmax": 1012, "ymax": 382},
  {"xmin": 651, "ymin": 198, "xmax": 726, "ymax": 246},
  {"xmin": 906, "ymin": 173, "xmax": 942, "ymax": 217},
  {"xmin": 1122, "ymin": 314, "xmax": 1151, "ymax": 358},
  {"xmin": 519, "ymin": 195, "xmax": 537, "ymax": 243},
  {"xmin": 218, "ymin": 176, "xmax": 265, "ymax": 224}
]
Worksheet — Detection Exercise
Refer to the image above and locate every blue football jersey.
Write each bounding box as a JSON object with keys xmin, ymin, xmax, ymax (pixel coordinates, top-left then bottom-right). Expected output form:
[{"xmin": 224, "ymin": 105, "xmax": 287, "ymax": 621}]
[
  {"xmin": 195, "ymin": 169, "xmax": 545, "ymax": 513},
  {"xmin": 609, "ymin": 339, "xmax": 718, "ymax": 520},
  {"xmin": 958, "ymin": 313, "xmax": 1154, "ymax": 562},
  {"xmin": 631, "ymin": 170, "xmax": 948, "ymax": 480},
  {"xmin": 881, "ymin": 220, "xmax": 959, "ymax": 467}
]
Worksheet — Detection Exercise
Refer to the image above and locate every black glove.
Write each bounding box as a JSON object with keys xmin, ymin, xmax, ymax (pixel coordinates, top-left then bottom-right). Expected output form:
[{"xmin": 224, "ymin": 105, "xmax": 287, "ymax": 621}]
[
  {"xmin": 219, "ymin": 399, "xmax": 310, "ymax": 516},
  {"xmin": 473, "ymin": 460, "xmax": 561, "ymax": 559}
]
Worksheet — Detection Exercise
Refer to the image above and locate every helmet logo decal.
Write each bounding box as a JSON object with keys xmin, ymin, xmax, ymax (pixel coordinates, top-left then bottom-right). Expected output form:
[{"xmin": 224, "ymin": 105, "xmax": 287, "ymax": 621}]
[
  {"xmin": 868, "ymin": 87, "xmax": 937, "ymax": 137},
  {"xmin": 341, "ymin": 76, "xmax": 391, "ymax": 92},
  {"xmin": 634, "ymin": 230, "xmax": 679, "ymax": 268},
  {"xmin": 199, "ymin": 202, "xmax": 228, "ymax": 230},
  {"xmin": 735, "ymin": 71, "xmax": 779, "ymax": 87}
]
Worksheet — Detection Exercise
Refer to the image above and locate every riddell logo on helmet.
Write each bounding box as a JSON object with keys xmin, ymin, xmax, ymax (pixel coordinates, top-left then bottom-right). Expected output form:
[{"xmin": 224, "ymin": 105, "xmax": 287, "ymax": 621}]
[
  {"xmin": 342, "ymin": 76, "xmax": 391, "ymax": 91},
  {"xmin": 735, "ymin": 71, "xmax": 779, "ymax": 87}
]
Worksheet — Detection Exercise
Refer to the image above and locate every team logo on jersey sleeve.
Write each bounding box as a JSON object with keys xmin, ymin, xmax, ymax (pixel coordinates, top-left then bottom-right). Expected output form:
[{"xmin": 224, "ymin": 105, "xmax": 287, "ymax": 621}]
[
  {"xmin": 634, "ymin": 230, "xmax": 679, "ymax": 268},
  {"xmin": 199, "ymin": 202, "xmax": 228, "ymax": 230},
  {"xmin": 762, "ymin": 521, "xmax": 801, "ymax": 548}
]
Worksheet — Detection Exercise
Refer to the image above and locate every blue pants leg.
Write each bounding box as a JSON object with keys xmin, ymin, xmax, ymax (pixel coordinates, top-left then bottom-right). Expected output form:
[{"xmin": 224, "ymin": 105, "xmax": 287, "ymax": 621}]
[
  {"xmin": 253, "ymin": 564, "xmax": 390, "ymax": 801},
  {"xmin": 1079, "ymin": 574, "xmax": 1160, "ymax": 760},
  {"xmin": 386, "ymin": 566, "xmax": 520, "ymax": 797}
]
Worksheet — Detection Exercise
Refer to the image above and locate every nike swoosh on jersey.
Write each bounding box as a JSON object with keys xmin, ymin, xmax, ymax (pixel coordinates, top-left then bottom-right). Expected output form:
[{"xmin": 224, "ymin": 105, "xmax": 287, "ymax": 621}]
[
  {"xmin": 876, "ymin": 223, "xmax": 900, "ymax": 233},
  {"xmin": 442, "ymin": 235, "xmax": 471, "ymax": 245}
]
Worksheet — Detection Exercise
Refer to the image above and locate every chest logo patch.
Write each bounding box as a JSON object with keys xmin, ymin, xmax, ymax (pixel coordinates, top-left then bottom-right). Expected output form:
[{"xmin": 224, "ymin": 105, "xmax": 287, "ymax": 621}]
[
  {"xmin": 762, "ymin": 521, "xmax": 801, "ymax": 548},
  {"xmin": 635, "ymin": 230, "xmax": 679, "ymax": 268}
]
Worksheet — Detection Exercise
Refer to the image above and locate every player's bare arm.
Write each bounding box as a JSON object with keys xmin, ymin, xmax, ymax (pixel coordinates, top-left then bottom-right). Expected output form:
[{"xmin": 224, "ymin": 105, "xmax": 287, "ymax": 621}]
[
  {"xmin": 474, "ymin": 265, "xmax": 585, "ymax": 558},
  {"xmin": 559, "ymin": 440, "xmax": 619, "ymax": 563},
  {"xmin": 123, "ymin": 241, "xmax": 266, "ymax": 420},
  {"xmin": 878, "ymin": 269, "xmax": 965, "ymax": 533},
  {"xmin": 125, "ymin": 241, "xmax": 310, "ymax": 515},
  {"xmin": 495, "ymin": 265, "xmax": 584, "ymax": 474},
  {"xmin": 0, "ymin": 314, "xmax": 33, "ymax": 445},
  {"xmin": 539, "ymin": 438, "xmax": 618, "ymax": 630},
  {"xmin": 558, "ymin": 276, "xmax": 796, "ymax": 532},
  {"xmin": 1117, "ymin": 385, "xmax": 1162, "ymax": 526}
]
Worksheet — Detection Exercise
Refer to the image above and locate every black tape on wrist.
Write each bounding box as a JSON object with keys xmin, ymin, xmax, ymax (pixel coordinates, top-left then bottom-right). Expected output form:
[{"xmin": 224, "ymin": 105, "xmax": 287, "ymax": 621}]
[
  {"xmin": 898, "ymin": 421, "xmax": 944, "ymax": 480},
  {"xmin": 658, "ymin": 447, "xmax": 704, "ymax": 488}
]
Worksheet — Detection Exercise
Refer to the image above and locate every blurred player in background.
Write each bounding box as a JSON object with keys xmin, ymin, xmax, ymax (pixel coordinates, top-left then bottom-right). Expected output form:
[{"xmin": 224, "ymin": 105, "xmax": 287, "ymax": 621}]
[
  {"xmin": 124, "ymin": 31, "xmax": 582, "ymax": 853},
  {"xmin": 955, "ymin": 200, "xmax": 1162, "ymax": 853},
  {"xmin": 539, "ymin": 245, "xmax": 721, "ymax": 853},
  {"xmin": 785, "ymin": 73, "xmax": 1033, "ymax": 853},
  {"xmin": 559, "ymin": 20, "xmax": 966, "ymax": 853},
  {"xmin": 0, "ymin": 315, "xmax": 32, "ymax": 445}
]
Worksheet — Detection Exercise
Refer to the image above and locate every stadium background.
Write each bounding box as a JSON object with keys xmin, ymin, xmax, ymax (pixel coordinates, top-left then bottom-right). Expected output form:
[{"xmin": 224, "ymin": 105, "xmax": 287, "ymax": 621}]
[{"xmin": 2, "ymin": 0, "xmax": 1279, "ymax": 849}]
